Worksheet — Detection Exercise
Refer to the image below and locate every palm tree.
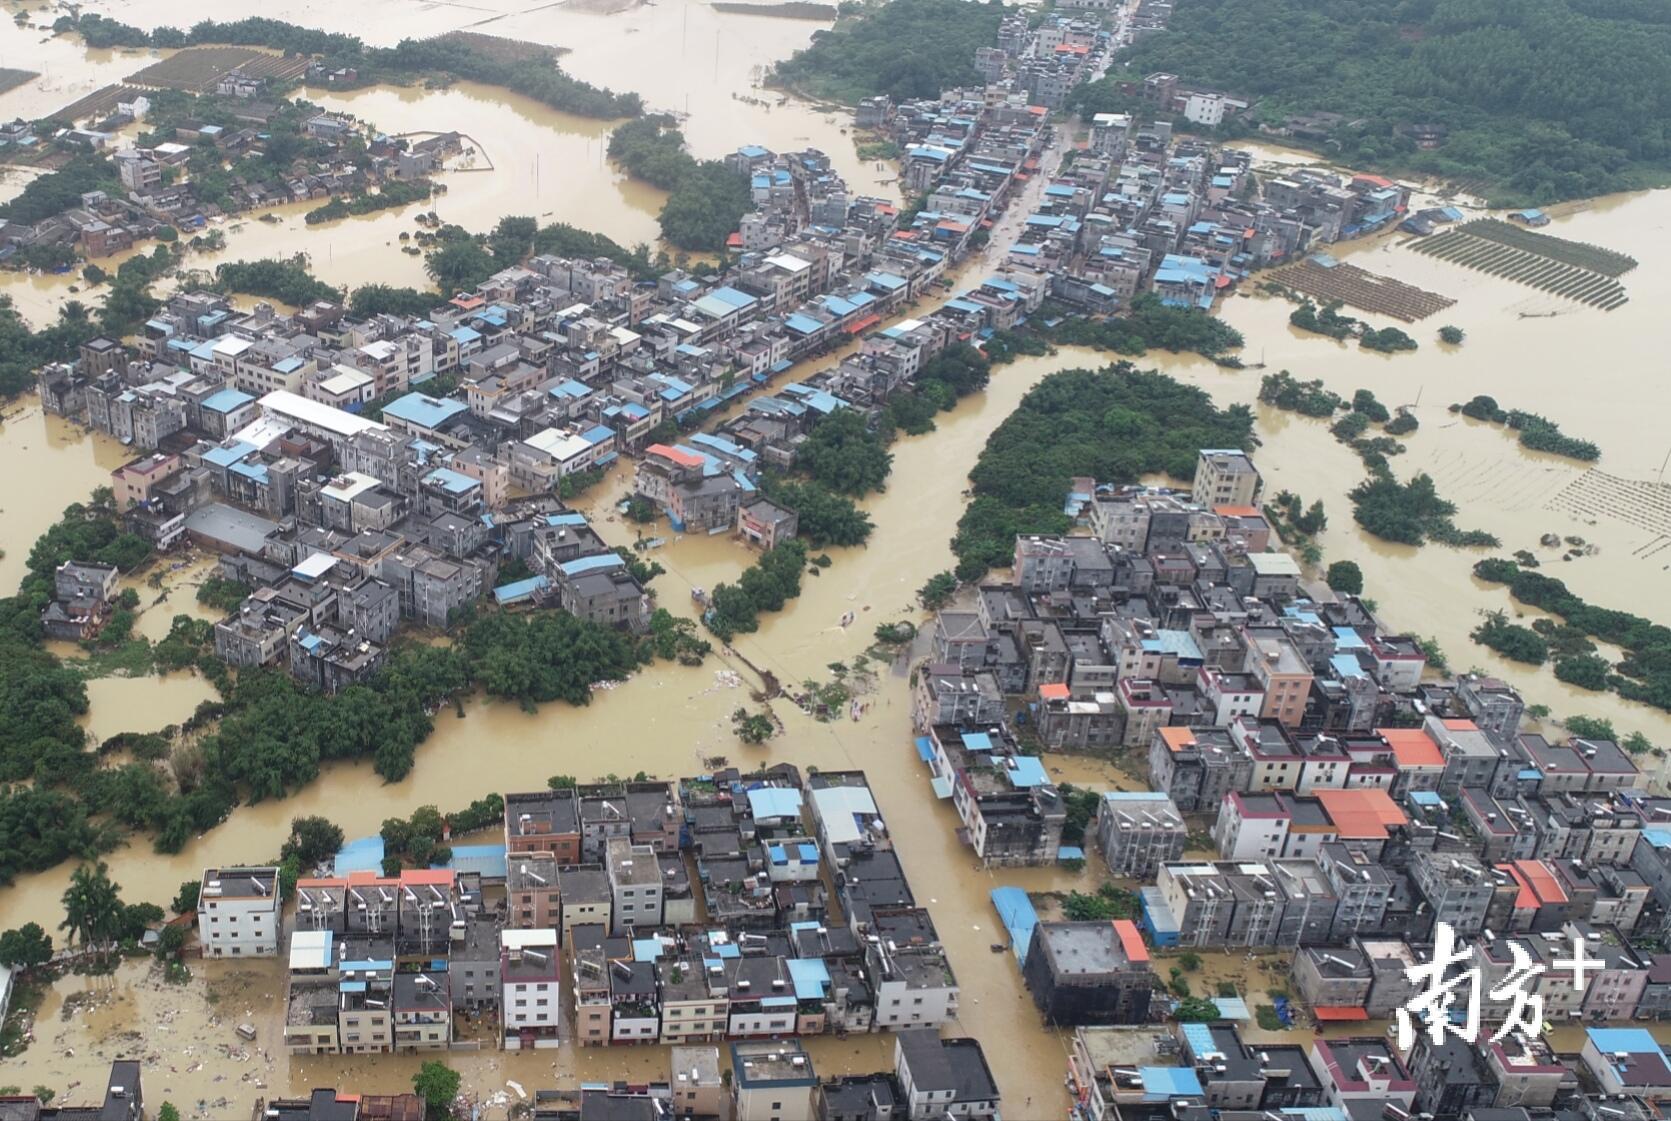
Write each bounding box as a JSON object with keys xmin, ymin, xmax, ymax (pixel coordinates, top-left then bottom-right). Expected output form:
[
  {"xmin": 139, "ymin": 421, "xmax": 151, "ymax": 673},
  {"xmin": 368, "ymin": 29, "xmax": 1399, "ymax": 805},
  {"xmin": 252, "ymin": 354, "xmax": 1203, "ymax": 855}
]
[{"xmin": 61, "ymin": 862, "xmax": 123, "ymax": 956}]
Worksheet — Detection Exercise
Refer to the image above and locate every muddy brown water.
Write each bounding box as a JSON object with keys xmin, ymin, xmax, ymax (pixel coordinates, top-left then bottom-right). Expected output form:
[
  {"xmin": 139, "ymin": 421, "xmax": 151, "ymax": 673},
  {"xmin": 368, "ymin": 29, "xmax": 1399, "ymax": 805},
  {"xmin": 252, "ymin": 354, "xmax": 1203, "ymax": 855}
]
[
  {"xmin": 0, "ymin": 0, "xmax": 898, "ymax": 325},
  {"xmin": 2, "ymin": 0, "xmax": 1670, "ymax": 1107}
]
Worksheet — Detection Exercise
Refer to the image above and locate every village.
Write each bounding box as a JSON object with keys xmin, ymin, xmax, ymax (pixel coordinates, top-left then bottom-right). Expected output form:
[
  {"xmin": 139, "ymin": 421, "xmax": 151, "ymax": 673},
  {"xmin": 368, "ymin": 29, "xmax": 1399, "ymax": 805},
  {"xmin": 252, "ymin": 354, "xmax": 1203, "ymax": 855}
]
[{"xmin": 3, "ymin": 1, "xmax": 1671, "ymax": 1120}]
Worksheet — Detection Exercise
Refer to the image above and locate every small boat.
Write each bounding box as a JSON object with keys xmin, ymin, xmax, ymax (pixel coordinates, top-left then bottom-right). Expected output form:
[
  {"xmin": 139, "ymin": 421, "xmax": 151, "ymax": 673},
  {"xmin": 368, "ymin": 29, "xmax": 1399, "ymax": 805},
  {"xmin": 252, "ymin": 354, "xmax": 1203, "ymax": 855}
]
[{"xmin": 989, "ymin": 943, "xmax": 1008, "ymax": 953}]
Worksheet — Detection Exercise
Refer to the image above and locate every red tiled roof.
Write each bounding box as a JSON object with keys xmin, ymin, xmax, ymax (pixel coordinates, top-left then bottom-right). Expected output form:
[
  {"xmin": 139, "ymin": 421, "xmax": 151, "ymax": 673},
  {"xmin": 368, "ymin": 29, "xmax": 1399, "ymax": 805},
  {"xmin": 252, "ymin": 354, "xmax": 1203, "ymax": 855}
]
[
  {"xmin": 1314, "ymin": 1006, "xmax": 1370, "ymax": 1021},
  {"xmin": 647, "ymin": 443, "xmax": 705, "ymax": 469},
  {"xmin": 1113, "ymin": 919, "xmax": 1148, "ymax": 963}
]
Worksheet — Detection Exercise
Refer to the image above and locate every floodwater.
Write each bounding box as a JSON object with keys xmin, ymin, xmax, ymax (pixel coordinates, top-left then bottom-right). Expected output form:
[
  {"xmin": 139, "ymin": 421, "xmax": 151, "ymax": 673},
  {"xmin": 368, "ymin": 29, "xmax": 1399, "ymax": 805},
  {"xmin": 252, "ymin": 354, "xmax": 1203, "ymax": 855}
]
[
  {"xmin": 2, "ymin": 0, "xmax": 1670, "ymax": 1107},
  {"xmin": 0, "ymin": 0, "xmax": 897, "ymax": 326},
  {"xmin": 0, "ymin": 401, "xmax": 132, "ymax": 591},
  {"xmin": 0, "ymin": 345, "xmax": 1116, "ymax": 1115}
]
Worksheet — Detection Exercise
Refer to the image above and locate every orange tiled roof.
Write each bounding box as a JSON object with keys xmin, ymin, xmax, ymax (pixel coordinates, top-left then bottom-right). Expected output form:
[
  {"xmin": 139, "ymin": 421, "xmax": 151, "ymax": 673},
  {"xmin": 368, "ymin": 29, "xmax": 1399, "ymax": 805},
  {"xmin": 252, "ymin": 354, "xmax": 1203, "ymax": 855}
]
[
  {"xmin": 1315, "ymin": 787, "xmax": 1408, "ymax": 839},
  {"xmin": 1377, "ymin": 727, "xmax": 1444, "ymax": 769},
  {"xmin": 1158, "ymin": 726, "xmax": 1197, "ymax": 753}
]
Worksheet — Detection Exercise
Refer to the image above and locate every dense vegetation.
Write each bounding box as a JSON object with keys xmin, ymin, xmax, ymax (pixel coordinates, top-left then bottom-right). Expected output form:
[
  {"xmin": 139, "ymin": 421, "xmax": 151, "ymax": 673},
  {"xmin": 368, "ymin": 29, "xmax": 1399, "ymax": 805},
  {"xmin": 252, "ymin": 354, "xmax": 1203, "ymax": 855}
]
[
  {"xmin": 952, "ymin": 366, "xmax": 1254, "ymax": 579},
  {"xmin": 1258, "ymin": 370, "xmax": 1343, "ymax": 417},
  {"xmin": 1, "ymin": 247, "xmax": 179, "ymax": 398},
  {"xmin": 1289, "ymin": 299, "xmax": 1357, "ymax": 341},
  {"xmin": 0, "ymin": 155, "xmax": 122, "ymax": 226},
  {"xmin": 607, "ymin": 117, "xmax": 752, "ymax": 251},
  {"xmin": 532, "ymin": 222, "xmax": 657, "ymax": 280},
  {"xmin": 705, "ymin": 542, "xmax": 810, "ymax": 641},
  {"xmin": 1455, "ymin": 395, "xmax": 1600, "ymax": 461},
  {"xmin": 879, "ymin": 344, "xmax": 992, "ymax": 436},
  {"xmin": 1348, "ymin": 471, "xmax": 1497, "ymax": 548},
  {"xmin": 1325, "ymin": 560, "xmax": 1364, "ymax": 594},
  {"xmin": 1090, "ymin": 0, "xmax": 1671, "ymax": 204},
  {"xmin": 56, "ymin": 16, "xmax": 641, "ymax": 120},
  {"xmin": 215, "ymin": 257, "xmax": 342, "ymax": 306},
  {"xmin": 304, "ymin": 180, "xmax": 434, "ymax": 225},
  {"xmin": 1474, "ymin": 558, "xmax": 1671, "ymax": 713},
  {"xmin": 349, "ymin": 285, "xmax": 441, "ymax": 318},
  {"xmin": 757, "ymin": 477, "xmax": 874, "ymax": 548},
  {"xmin": 1472, "ymin": 611, "xmax": 1548, "ymax": 665},
  {"xmin": 1019, "ymin": 293, "xmax": 1245, "ymax": 360},
  {"xmin": 1359, "ymin": 325, "xmax": 1418, "ymax": 353},
  {"xmin": 0, "ymin": 484, "xmax": 710, "ymax": 884},
  {"xmin": 772, "ymin": 0, "xmax": 1006, "ymax": 102},
  {"xmin": 798, "ymin": 410, "xmax": 893, "ymax": 497}
]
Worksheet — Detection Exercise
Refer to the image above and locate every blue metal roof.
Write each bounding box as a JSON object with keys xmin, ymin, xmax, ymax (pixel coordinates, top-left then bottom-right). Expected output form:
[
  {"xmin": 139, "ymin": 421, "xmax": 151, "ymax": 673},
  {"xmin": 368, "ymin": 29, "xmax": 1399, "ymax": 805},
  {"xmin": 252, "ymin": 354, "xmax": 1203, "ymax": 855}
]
[
  {"xmin": 1587, "ymin": 1028, "xmax": 1664, "ymax": 1056},
  {"xmin": 784, "ymin": 313, "xmax": 825, "ymax": 335},
  {"xmin": 1139, "ymin": 1067, "xmax": 1203, "ymax": 1099},
  {"xmin": 203, "ymin": 440, "xmax": 257, "ymax": 468},
  {"xmin": 580, "ymin": 424, "xmax": 616, "ymax": 446},
  {"xmin": 557, "ymin": 553, "xmax": 625, "ymax": 577},
  {"xmin": 546, "ymin": 512, "xmax": 588, "ymax": 527},
  {"xmin": 1005, "ymin": 756, "xmax": 1048, "ymax": 788},
  {"xmin": 990, "ymin": 886, "xmax": 1036, "ymax": 962},
  {"xmin": 787, "ymin": 957, "xmax": 829, "ymax": 1000},
  {"xmin": 424, "ymin": 467, "xmax": 479, "ymax": 495},
  {"xmin": 384, "ymin": 392, "xmax": 466, "ymax": 429},
  {"xmin": 1181, "ymin": 1021, "xmax": 1216, "ymax": 1054},
  {"xmin": 746, "ymin": 787, "xmax": 803, "ymax": 820},
  {"xmin": 961, "ymin": 731, "xmax": 994, "ymax": 752},
  {"xmin": 333, "ymin": 834, "xmax": 386, "ymax": 876},
  {"xmin": 445, "ymin": 843, "xmax": 507, "ymax": 879},
  {"xmin": 201, "ymin": 387, "xmax": 255, "ymax": 413},
  {"xmin": 915, "ymin": 736, "xmax": 935, "ymax": 763},
  {"xmin": 493, "ymin": 575, "xmax": 549, "ymax": 605}
]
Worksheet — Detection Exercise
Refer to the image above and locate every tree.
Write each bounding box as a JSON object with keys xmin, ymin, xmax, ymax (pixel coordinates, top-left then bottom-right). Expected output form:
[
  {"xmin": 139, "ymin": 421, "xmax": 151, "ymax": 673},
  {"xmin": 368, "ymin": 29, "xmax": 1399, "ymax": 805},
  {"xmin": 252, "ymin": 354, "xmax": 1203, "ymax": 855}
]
[
  {"xmin": 1439, "ymin": 325, "xmax": 1466, "ymax": 345},
  {"xmin": 425, "ymin": 234, "xmax": 498, "ymax": 296},
  {"xmin": 1564, "ymin": 715, "xmax": 1618, "ymax": 741},
  {"xmin": 731, "ymin": 707, "xmax": 775, "ymax": 745},
  {"xmin": 413, "ymin": 1060, "xmax": 462, "ymax": 1121},
  {"xmin": 60, "ymin": 861, "xmax": 124, "ymax": 951},
  {"xmin": 1325, "ymin": 560, "xmax": 1364, "ymax": 595},
  {"xmin": 1554, "ymin": 653, "xmax": 1611, "ymax": 691},
  {"xmin": 155, "ymin": 923, "xmax": 186, "ymax": 961},
  {"xmin": 159, "ymin": 1105, "xmax": 182, "ymax": 1121},
  {"xmin": 547, "ymin": 774, "xmax": 578, "ymax": 790},
  {"xmin": 918, "ymin": 571, "xmax": 958, "ymax": 610},
  {"xmin": 797, "ymin": 410, "xmax": 892, "ymax": 497},
  {"xmin": 0, "ymin": 922, "xmax": 53, "ymax": 970},
  {"xmin": 280, "ymin": 815, "xmax": 346, "ymax": 870},
  {"xmin": 173, "ymin": 880, "xmax": 200, "ymax": 914}
]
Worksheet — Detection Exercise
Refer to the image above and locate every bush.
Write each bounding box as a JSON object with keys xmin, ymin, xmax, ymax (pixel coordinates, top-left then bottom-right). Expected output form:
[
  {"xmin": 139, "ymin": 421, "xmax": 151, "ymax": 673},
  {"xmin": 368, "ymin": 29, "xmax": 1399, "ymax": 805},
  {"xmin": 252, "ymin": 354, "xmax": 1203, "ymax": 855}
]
[
  {"xmin": 1472, "ymin": 610, "xmax": 1548, "ymax": 665},
  {"xmin": 1439, "ymin": 325, "xmax": 1465, "ymax": 345},
  {"xmin": 1325, "ymin": 560, "xmax": 1364, "ymax": 595}
]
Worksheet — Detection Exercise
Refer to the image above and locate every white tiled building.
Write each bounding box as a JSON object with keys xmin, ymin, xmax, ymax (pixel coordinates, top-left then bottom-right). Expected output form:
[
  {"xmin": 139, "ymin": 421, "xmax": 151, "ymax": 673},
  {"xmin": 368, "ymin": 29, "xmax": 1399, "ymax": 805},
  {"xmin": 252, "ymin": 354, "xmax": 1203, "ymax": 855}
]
[{"xmin": 197, "ymin": 866, "xmax": 280, "ymax": 957}]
